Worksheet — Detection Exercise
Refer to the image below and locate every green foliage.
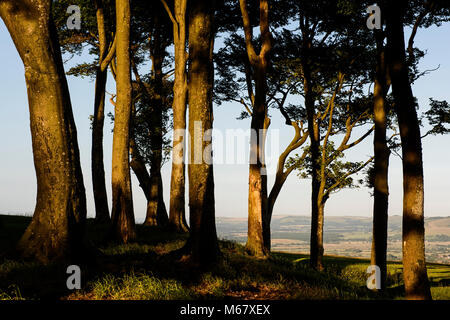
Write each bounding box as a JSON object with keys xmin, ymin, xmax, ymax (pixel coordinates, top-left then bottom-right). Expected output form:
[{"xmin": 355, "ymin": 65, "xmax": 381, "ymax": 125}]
[
  {"xmin": 287, "ymin": 141, "xmax": 368, "ymax": 197},
  {"xmin": 423, "ymin": 99, "xmax": 450, "ymax": 136}
]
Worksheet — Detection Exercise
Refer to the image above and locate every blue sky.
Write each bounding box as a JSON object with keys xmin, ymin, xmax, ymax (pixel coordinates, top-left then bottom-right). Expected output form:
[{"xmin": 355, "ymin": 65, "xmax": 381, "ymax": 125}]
[{"xmin": 0, "ymin": 20, "xmax": 449, "ymax": 223}]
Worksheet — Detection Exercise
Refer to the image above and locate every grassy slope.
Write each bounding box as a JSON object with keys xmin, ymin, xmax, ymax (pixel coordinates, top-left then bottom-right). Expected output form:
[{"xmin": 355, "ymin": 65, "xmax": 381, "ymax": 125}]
[{"xmin": 0, "ymin": 215, "xmax": 448, "ymax": 300}]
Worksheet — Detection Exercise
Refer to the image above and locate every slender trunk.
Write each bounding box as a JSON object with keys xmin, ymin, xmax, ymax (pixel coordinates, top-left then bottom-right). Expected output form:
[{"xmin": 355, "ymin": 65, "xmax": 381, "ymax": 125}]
[
  {"xmin": 92, "ymin": 66, "xmax": 110, "ymax": 222},
  {"xmin": 386, "ymin": 1, "xmax": 431, "ymax": 300},
  {"xmin": 304, "ymin": 77, "xmax": 322, "ymax": 270},
  {"xmin": 110, "ymin": 0, "xmax": 136, "ymax": 243},
  {"xmin": 169, "ymin": 0, "xmax": 189, "ymax": 232},
  {"xmin": 315, "ymin": 201, "xmax": 325, "ymax": 270},
  {"xmin": 371, "ymin": 34, "xmax": 390, "ymax": 291},
  {"xmin": 239, "ymin": 0, "xmax": 272, "ymax": 258},
  {"xmin": 0, "ymin": 0, "xmax": 87, "ymax": 263},
  {"xmin": 92, "ymin": 0, "xmax": 111, "ymax": 223},
  {"xmin": 186, "ymin": 0, "xmax": 219, "ymax": 264}
]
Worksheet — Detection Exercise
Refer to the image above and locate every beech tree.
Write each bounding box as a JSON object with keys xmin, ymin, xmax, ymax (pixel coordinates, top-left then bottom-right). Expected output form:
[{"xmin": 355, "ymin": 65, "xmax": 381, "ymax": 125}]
[
  {"xmin": 53, "ymin": 0, "xmax": 116, "ymax": 223},
  {"xmin": 127, "ymin": 0, "xmax": 172, "ymax": 227},
  {"xmin": 185, "ymin": 0, "xmax": 219, "ymax": 263},
  {"xmin": 238, "ymin": 0, "xmax": 273, "ymax": 257},
  {"xmin": 0, "ymin": 0, "xmax": 87, "ymax": 263},
  {"xmin": 161, "ymin": 0, "xmax": 190, "ymax": 233},
  {"xmin": 110, "ymin": 0, "xmax": 136, "ymax": 243}
]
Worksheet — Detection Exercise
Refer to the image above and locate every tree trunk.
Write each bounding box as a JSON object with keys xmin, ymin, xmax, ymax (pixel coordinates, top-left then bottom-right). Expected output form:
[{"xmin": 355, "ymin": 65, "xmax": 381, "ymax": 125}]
[
  {"xmin": 144, "ymin": 30, "xmax": 169, "ymax": 227},
  {"xmin": 304, "ymin": 78, "xmax": 322, "ymax": 270},
  {"xmin": 386, "ymin": 1, "xmax": 431, "ymax": 300},
  {"xmin": 239, "ymin": 0, "xmax": 272, "ymax": 258},
  {"xmin": 0, "ymin": 0, "xmax": 87, "ymax": 263},
  {"xmin": 371, "ymin": 33, "xmax": 390, "ymax": 291},
  {"xmin": 186, "ymin": 0, "xmax": 219, "ymax": 264},
  {"xmin": 247, "ymin": 99, "xmax": 270, "ymax": 256},
  {"xmin": 110, "ymin": 0, "xmax": 136, "ymax": 243},
  {"xmin": 92, "ymin": 0, "xmax": 111, "ymax": 223},
  {"xmin": 92, "ymin": 66, "xmax": 110, "ymax": 222},
  {"xmin": 130, "ymin": 136, "xmax": 151, "ymax": 200},
  {"xmin": 169, "ymin": 0, "xmax": 189, "ymax": 233},
  {"xmin": 311, "ymin": 200, "xmax": 325, "ymax": 271}
]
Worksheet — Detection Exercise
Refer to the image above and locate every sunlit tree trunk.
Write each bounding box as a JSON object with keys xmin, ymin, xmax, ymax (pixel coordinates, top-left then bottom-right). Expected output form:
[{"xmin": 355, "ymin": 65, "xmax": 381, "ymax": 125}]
[
  {"xmin": 186, "ymin": 0, "xmax": 219, "ymax": 264},
  {"xmin": 110, "ymin": 0, "xmax": 136, "ymax": 243},
  {"xmin": 0, "ymin": 0, "xmax": 87, "ymax": 263},
  {"xmin": 239, "ymin": 0, "xmax": 272, "ymax": 258},
  {"xmin": 168, "ymin": 0, "xmax": 189, "ymax": 232},
  {"xmin": 386, "ymin": 0, "xmax": 431, "ymax": 300},
  {"xmin": 92, "ymin": 0, "xmax": 112, "ymax": 223}
]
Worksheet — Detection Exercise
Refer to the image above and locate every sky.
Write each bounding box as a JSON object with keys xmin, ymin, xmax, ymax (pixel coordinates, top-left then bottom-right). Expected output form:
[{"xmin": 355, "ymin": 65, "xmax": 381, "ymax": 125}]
[{"xmin": 0, "ymin": 20, "xmax": 449, "ymax": 223}]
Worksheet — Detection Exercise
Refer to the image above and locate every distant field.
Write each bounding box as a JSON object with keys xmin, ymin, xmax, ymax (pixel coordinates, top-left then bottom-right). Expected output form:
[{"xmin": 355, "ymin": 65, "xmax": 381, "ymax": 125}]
[{"xmin": 216, "ymin": 215, "xmax": 450, "ymax": 264}]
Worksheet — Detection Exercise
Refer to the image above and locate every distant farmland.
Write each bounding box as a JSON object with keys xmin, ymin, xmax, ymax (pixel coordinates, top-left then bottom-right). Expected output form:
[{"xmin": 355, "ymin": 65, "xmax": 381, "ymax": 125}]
[{"xmin": 216, "ymin": 215, "xmax": 450, "ymax": 264}]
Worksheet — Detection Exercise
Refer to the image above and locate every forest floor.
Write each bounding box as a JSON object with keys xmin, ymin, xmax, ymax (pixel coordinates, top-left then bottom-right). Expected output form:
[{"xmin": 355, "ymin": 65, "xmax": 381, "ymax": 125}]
[{"xmin": 0, "ymin": 214, "xmax": 449, "ymax": 300}]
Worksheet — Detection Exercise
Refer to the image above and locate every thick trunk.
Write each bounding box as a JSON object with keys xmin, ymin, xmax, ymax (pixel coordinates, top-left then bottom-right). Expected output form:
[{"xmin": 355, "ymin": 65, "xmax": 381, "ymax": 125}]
[
  {"xmin": 0, "ymin": 0, "xmax": 87, "ymax": 263},
  {"xmin": 386, "ymin": 1, "xmax": 431, "ymax": 300},
  {"xmin": 371, "ymin": 36, "xmax": 390, "ymax": 291},
  {"xmin": 92, "ymin": 66, "xmax": 110, "ymax": 222},
  {"xmin": 110, "ymin": 0, "xmax": 136, "ymax": 243},
  {"xmin": 169, "ymin": 0, "xmax": 189, "ymax": 233},
  {"xmin": 144, "ymin": 170, "xmax": 169, "ymax": 227},
  {"xmin": 186, "ymin": 0, "xmax": 219, "ymax": 264}
]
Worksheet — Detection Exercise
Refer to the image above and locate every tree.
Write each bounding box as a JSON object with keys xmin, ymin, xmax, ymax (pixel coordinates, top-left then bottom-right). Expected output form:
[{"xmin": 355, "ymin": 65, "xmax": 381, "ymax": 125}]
[
  {"xmin": 53, "ymin": 0, "xmax": 116, "ymax": 223},
  {"xmin": 161, "ymin": 0, "xmax": 190, "ymax": 233},
  {"xmin": 186, "ymin": 0, "xmax": 219, "ymax": 263},
  {"xmin": 385, "ymin": 0, "xmax": 431, "ymax": 300},
  {"xmin": 91, "ymin": 0, "xmax": 116, "ymax": 222},
  {"xmin": 291, "ymin": 0, "xmax": 375, "ymax": 269},
  {"xmin": 383, "ymin": 0, "xmax": 449, "ymax": 299},
  {"xmin": 239, "ymin": 0, "xmax": 273, "ymax": 257},
  {"xmin": 129, "ymin": 0, "xmax": 172, "ymax": 227},
  {"xmin": 289, "ymin": 76, "xmax": 375, "ymax": 270},
  {"xmin": 0, "ymin": 0, "xmax": 87, "ymax": 263},
  {"xmin": 215, "ymin": 29, "xmax": 309, "ymax": 255},
  {"xmin": 110, "ymin": 0, "xmax": 136, "ymax": 243}
]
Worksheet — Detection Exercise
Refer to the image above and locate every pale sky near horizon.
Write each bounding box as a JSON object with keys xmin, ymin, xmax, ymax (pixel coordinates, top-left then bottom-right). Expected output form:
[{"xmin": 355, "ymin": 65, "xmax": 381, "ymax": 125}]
[{"xmin": 0, "ymin": 20, "xmax": 449, "ymax": 223}]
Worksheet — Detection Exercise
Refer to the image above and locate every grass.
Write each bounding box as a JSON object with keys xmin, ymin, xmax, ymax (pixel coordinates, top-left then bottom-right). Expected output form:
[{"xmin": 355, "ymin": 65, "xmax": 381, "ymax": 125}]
[{"xmin": 0, "ymin": 214, "xmax": 449, "ymax": 300}]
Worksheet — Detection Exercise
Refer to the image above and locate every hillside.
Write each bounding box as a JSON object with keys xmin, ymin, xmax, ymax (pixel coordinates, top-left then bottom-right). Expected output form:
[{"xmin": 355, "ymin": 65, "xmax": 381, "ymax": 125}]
[
  {"xmin": 216, "ymin": 215, "xmax": 450, "ymax": 264},
  {"xmin": 0, "ymin": 215, "xmax": 449, "ymax": 300}
]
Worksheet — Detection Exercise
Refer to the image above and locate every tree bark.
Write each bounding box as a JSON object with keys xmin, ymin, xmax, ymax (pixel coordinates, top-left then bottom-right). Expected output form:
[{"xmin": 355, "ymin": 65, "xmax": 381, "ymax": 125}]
[
  {"xmin": 92, "ymin": 0, "xmax": 112, "ymax": 223},
  {"xmin": 92, "ymin": 66, "xmax": 110, "ymax": 223},
  {"xmin": 0, "ymin": 0, "xmax": 87, "ymax": 263},
  {"xmin": 371, "ymin": 31, "xmax": 390, "ymax": 291},
  {"xmin": 186, "ymin": 0, "xmax": 219, "ymax": 264},
  {"xmin": 168, "ymin": 0, "xmax": 189, "ymax": 232},
  {"xmin": 110, "ymin": 0, "xmax": 136, "ymax": 243},
  {"xmin": 239, "ymin": 0, "xmax": 272, "ymax": 258},
  {"xmin": 386, "ymin": 0, "xmax": 431, "ymax": 300}
]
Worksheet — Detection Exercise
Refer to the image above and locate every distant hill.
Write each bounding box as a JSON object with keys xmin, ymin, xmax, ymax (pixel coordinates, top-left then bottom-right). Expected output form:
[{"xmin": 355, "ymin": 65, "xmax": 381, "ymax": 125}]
[{"xmin": 216, "ymin": 215, "xmax": 450, "ymax": 264}]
